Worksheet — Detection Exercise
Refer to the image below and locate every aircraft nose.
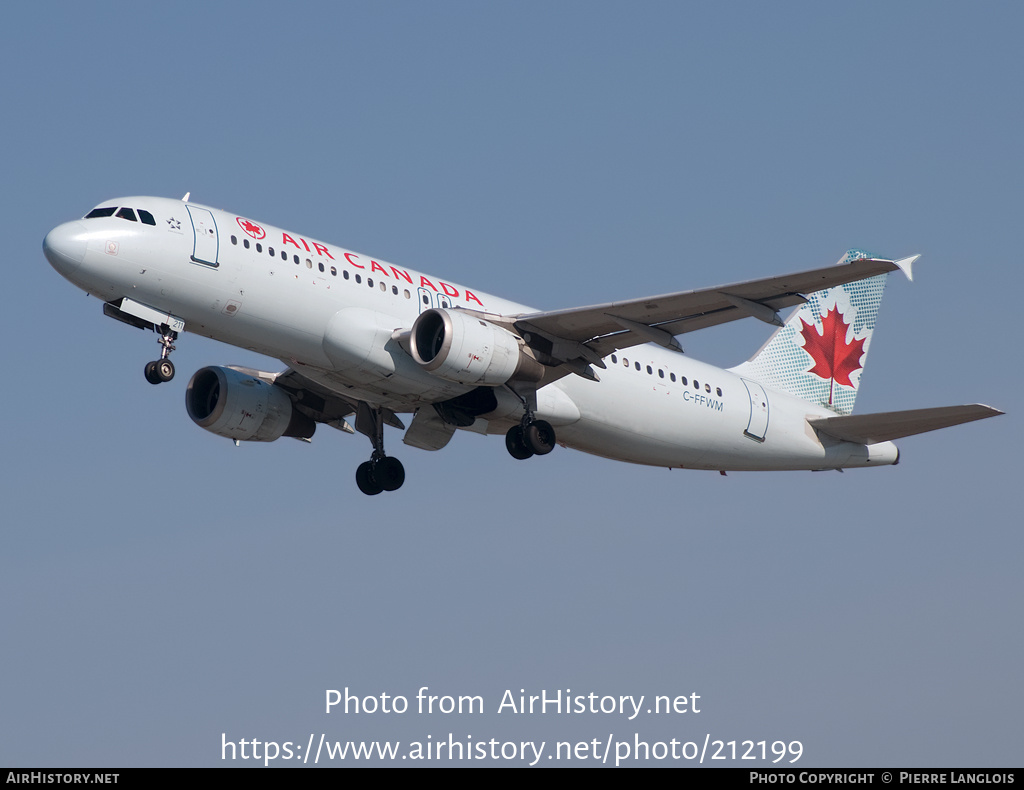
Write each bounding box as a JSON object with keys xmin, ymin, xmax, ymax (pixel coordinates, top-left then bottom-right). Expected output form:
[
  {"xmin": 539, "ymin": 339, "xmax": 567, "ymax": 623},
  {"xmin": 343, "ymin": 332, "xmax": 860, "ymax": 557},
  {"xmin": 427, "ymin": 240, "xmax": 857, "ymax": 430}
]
[{"xmin": 43, "ymin": 221, "xmax": 88, "ymax": 275}]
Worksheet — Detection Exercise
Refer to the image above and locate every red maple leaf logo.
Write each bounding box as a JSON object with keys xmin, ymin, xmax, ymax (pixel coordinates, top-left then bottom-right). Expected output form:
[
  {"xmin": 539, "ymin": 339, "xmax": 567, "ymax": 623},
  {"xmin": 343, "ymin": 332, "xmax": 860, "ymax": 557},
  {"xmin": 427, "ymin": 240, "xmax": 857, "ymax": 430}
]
[
  {"xmin": 236, "ymin": 217, "xmax": 266, "ymax": 240},
  {"xmin": 799, "ymin": 305, "xmax": 866, "ymax": 404}
]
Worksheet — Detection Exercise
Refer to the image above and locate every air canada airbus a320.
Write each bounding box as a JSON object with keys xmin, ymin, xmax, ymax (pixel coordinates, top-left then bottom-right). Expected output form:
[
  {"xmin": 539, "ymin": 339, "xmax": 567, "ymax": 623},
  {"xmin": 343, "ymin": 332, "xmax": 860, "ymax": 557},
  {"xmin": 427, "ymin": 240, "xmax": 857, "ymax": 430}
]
[{"xmin": 43, "ymin": 195, "xmax": 1001, "ymax": 494}]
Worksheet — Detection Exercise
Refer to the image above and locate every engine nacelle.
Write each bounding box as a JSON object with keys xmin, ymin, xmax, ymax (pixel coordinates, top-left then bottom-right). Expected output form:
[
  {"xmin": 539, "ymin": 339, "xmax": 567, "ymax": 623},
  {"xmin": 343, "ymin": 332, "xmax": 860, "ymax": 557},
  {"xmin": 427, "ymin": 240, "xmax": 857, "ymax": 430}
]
[
  {"xmin": 185, "ymin": 366, "xmax": 315, "ymax": 442},
  {"xmin": 409, "ymin": 308, "xmax": 543, "ymax": 386}
]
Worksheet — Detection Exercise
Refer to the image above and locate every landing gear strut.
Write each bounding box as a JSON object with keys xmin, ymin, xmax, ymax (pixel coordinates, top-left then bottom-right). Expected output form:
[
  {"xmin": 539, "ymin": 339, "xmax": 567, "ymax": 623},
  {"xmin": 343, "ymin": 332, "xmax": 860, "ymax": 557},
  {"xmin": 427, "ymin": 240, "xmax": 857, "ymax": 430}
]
[
  {"xmin": 144, "ymin": 325, "xmax": 178, "ymax": 385},
  {"xmin": 355, "ymin": 404, "xmax": 405, "ymax": 495},
  {"xmin": 504, "ymin": 395, "xmax": 556, "ymax": 460}
]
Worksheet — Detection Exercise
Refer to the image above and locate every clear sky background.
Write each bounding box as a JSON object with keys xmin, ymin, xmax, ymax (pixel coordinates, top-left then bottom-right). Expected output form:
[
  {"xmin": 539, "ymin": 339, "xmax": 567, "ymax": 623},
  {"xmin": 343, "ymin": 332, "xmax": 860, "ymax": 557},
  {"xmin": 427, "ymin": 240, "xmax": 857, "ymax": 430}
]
[{"xmin": 2, "ymin": 1, "xmax": 1019, "ymax": 767}]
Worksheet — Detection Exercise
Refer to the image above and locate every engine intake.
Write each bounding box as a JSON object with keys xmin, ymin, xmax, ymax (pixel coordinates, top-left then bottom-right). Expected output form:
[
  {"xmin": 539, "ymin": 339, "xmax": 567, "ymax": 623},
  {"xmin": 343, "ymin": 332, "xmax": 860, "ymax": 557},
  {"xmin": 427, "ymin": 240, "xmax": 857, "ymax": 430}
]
[
  {"xmin": 409, "ymin": 309, "xmax": 543, "ymax": 386},
  {"xmin": 185, "ymin": 366, "xmax": 315, "ymax": 442}
]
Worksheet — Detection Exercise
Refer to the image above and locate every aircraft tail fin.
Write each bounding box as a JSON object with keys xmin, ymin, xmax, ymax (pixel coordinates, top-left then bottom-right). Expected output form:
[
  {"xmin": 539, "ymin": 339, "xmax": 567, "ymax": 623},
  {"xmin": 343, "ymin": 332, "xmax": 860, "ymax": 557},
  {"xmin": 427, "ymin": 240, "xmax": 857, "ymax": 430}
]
[{"xmin": 730, "ymin": 249, "xmax": 916, "ymax": 416}]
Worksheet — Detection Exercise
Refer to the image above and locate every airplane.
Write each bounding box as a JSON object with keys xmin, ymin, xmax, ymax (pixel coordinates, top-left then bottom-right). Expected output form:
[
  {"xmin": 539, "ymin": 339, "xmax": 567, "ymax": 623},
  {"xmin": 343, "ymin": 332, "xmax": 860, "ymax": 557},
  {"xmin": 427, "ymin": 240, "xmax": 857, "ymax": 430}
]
[{"xmin": 42, "ymin": 195, "xmax": 1002, "ymax": 495}]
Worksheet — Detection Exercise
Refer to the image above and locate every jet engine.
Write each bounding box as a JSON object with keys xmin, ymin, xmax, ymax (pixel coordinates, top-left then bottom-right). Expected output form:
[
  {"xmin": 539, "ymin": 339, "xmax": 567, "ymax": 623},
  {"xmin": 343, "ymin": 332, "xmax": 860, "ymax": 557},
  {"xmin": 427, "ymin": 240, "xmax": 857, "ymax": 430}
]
[
  {"xmin": 185, "ymin": 366, "xmax": 316, "ymax": 442},
  {"xmin": 409, "ymin": 308, "xmax": 543, "ymax": 386}
]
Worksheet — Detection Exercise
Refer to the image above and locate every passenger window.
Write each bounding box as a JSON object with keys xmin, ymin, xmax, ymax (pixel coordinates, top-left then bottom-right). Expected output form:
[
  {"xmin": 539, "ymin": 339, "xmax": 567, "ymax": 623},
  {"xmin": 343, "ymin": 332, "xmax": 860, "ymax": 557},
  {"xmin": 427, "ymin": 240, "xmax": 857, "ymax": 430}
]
[
  {"xmin": 138, "ymin": 209, "xmax": 156, "ymax": 225},
  {"xmin": 611, "ymin": 354, "xmax": 618, "ymax": 364},
  {"xmin": 243, "ymin": 239, "xmax": 250, "ymax": 249},
  {"xmin": 634, "ymin": 362, "xmax": 641, "ymax": 371},
  {"xmin": 670, "ymin": 373, "xmax": 676, "ymax": 382},
  {"xmin": 391, "ymin": 285, "xmax": 397, "ymax": 294},
  {"xmin": 230, "ymin": 235, "xmax": 238, "ymax": 245},
  {"xmin": 256, "ymin": 243, "xmax": 263, "ymax": 253},
  {"xmin": 331, "ymin": 266, "xmax": 337, "ymax": 276},
  {"xmin": 716, "ymin": 387, "xmax": 722, "ymax": 397},
  {"xmin": 116, "ymin": 207, "xmax": 137, "ymax": 222},
  {"xmin": 269, "ymin": 246, "xmax": 275, "ymax": 256},
  {"xmin": 404, "ymin": 290, "xmax": 411, "ymax": 299},
  {"xmin": 318, "ymin": 262, "xmax": 325, "ymax": 272},
  {"xmin": 646, "ymin": 365, "xmax": 653, "ymax": 374},
  {"xmin": 85, "ymin": 207, "xmax": 117, "ymax": 219}
]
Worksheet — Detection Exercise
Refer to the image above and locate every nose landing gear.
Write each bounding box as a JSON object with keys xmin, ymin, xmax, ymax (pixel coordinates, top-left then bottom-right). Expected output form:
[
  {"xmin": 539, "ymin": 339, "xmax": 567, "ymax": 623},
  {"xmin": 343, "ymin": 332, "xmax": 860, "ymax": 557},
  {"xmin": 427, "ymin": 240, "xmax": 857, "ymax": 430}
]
[{"xmin": 144, "ymin": 326, "xmax": 178, "ymax": 385}]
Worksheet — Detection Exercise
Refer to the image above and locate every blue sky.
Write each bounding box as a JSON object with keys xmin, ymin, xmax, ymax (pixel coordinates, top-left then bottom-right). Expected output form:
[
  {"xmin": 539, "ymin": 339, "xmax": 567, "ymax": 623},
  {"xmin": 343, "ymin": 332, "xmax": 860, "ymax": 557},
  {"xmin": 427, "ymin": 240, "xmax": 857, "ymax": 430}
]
[{"xmin": 2, "ymin": 1, "xmax": 1019, "ymax": 767}]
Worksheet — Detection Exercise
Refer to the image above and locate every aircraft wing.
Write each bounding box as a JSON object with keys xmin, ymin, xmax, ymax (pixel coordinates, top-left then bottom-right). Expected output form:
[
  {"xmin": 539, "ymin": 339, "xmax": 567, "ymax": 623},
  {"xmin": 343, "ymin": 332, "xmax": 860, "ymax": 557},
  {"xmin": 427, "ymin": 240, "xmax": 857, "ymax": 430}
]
[
  {"xmin": 245, "ymin": 367, "xmax": 405, "ymax": 432},
  {"xmin": 511, "ymin": 256, "xmax": 915, "ymax": 368},
  {"xmin": 808, "ymin": 404, "xmax": 1003, "ymax": 445}
]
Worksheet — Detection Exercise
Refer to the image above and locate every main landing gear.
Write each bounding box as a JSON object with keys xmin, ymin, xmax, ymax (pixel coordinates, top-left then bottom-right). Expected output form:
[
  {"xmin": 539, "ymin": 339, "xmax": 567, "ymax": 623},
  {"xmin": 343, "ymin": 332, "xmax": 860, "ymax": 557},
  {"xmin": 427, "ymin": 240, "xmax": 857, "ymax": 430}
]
[
  {"xmin": 144, "ymin": 326, "xmax": 178, "ymax": 385},
  {"xmin": 355, "ymin": 405, "xmax": 405, "ymax": 496},
  {"xmin": 505, "ymin": 415, "xmax": 556, "ymax": 460},
  {"xmin": 356, "ymin": 455, "xmax": 405, "ymax": 496}
]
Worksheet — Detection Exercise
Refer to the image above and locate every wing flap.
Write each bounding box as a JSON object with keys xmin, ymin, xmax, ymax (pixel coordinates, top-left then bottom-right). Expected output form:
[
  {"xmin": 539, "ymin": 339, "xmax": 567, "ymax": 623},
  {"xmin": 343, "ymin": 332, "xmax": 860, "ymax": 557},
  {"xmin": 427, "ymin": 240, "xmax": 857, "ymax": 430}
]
[
  {"xmin": 808, "ymin": 404, "xmax": 1003, "ymax": 445},
  {"xmin": 403, "ymin": 407, "xmax": 457, "ymax": 451}
]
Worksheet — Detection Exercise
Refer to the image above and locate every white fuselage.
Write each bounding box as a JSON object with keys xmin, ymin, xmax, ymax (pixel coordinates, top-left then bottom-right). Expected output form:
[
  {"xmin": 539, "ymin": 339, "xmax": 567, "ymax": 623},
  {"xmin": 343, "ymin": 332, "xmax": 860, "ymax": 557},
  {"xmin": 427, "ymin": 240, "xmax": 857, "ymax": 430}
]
[{"xmin": 44, "ymin": 196, "xmax": 898, "ymax": 471}]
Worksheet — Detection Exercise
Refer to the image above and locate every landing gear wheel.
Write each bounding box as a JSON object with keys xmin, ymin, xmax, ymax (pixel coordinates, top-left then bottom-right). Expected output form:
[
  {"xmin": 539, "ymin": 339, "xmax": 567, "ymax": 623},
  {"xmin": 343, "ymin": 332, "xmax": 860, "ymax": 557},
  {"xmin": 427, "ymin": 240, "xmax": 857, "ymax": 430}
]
[
  {"xmin": 155, "ymin": 358, "xmax": 175, "ymax": 383},
  {"xmin": 505, "ymin": 425, "xmax": 534, "ymax": 460},
  {"xmin": 374, "ymin": 456, "xmax": 405, "ymax": 491},
  {"xmin": 145, "ymin": 359, "xmax": 175, "ymax": 385},
  {"xmin": 355, "ymin": 461, "xmax": 383, "ymax": 496},
  {"xmin": 355, "ymin": 405, "xmax": 407, "ymax": 495},
  {"xmin": 524, "ymin": 420, "xmax": 556, "ymax": 455}
]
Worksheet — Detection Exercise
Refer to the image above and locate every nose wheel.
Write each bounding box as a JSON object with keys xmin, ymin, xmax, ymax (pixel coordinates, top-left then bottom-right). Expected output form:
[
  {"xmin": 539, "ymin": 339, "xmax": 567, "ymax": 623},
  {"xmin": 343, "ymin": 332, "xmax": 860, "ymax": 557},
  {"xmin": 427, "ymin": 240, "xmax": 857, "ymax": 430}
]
[
  {"xmin": 144, "ymin": 358, "xmax": 175, "ymax": 384},
  {"xmin": 144, "ymin": 326, "xmax": 178, "ymax": 385}
]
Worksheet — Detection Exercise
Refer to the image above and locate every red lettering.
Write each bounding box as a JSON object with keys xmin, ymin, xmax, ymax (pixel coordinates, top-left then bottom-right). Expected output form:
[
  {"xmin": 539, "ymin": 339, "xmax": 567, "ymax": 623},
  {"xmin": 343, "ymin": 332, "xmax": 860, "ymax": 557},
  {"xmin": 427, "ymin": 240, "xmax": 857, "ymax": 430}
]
[
  {"xmin": 370, "ymin": 260, "xmax": 389, "ymax": 276},
  {"xmin": 312, "ymin": 242, "xmax": 334, "ymax": 260},
  {"xmin": 464, "ymin": 289, "xmax": 483, "ymax": 306},
  {"xmin": 419, "ymin": 276, "xmax": 437, "ymax": 291},
  {"xmin": 300, "ymin": 237, "xmax": 311, "ymax": 252},
  {"xmin": 282, "ymin": 233, "xmax": 301, "ymax": 249},
  {"xmin": 440, "ymin": 281, "xmax": 459, "ymax": 297},
  {"xmin": 390, "ymin": 267, "xmax": 413, "ymax": 284},
  {"xmin": 344, "ymin": 252, "xmax": 364, "ymax": 269}
]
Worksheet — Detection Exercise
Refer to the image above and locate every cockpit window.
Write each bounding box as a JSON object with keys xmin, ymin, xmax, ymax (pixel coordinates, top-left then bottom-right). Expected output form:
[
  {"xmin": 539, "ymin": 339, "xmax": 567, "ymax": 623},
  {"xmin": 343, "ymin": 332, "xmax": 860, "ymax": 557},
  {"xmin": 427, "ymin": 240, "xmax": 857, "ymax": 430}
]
[
  {"xmin": 116, "ymin": 207, "xmax": 138, "ymax": 222},
  {"xmin": 85, "ymin": 207, "xmax": 117, "ymax": 219},
  {"xmin": 138, "ymin": 209, "xmax": 156, "ymax": 226}
]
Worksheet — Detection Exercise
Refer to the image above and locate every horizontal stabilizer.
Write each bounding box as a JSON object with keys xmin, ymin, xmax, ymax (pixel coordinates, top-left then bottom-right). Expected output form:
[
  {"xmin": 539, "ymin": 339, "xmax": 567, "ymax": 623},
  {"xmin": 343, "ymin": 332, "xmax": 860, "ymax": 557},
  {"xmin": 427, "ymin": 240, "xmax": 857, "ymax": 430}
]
[{"xmin": 809, "ymin": 404, "xmax": 1003, "ymax": 445}]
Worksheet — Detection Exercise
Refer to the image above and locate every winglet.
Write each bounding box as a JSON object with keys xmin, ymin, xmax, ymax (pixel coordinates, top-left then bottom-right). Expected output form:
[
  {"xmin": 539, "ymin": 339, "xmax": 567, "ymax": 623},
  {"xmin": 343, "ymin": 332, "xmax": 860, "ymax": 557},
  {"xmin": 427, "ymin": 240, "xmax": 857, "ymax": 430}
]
[
  {"xmin": 892, "ymin": 254, "xmax": 917, "ymax": 282},
  {"xmin": 181, "ymin": 192, "xmax": 190, "ymax": 202}
]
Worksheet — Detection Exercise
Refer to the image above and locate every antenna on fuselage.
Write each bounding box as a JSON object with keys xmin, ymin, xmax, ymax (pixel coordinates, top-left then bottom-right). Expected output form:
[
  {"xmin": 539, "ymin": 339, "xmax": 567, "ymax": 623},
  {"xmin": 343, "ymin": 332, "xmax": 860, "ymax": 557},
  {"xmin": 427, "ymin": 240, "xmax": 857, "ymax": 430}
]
[{"xmin": 181, "ymin": 192, "xmax": 190, "ymax": 202}]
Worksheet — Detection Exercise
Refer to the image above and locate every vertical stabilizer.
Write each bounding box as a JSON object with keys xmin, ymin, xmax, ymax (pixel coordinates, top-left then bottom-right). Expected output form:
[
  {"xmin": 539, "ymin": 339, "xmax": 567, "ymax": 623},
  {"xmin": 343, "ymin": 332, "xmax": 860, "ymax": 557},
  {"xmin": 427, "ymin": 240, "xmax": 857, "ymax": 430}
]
[{"xmin": 730, "ymin": 250, "xmax": 916, "ymax": 416}]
